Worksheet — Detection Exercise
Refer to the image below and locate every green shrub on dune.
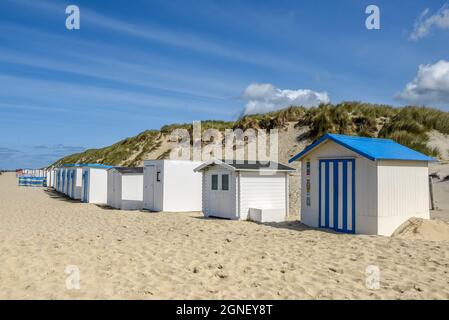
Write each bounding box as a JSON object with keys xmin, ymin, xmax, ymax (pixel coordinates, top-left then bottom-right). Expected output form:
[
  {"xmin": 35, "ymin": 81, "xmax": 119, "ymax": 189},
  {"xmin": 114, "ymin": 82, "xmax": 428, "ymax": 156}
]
[{"xmin": 53, "ymin": 102, "xmax": 449, "ymax": 166}]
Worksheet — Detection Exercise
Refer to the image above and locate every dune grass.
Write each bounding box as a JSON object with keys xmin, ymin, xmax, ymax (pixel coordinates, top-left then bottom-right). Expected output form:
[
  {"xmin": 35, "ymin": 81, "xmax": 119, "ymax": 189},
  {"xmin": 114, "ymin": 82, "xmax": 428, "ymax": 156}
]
[{"xmin": 53, "ymin": 103, "xmax": 449, "ymax": 166}]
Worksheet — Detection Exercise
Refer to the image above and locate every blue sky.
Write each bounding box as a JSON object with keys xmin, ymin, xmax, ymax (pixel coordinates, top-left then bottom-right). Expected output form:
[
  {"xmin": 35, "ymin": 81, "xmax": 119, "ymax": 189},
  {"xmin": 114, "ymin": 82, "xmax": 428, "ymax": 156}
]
[{"xmin": 0, "ymin": 0, "xmax": 448, "ymax": 169}]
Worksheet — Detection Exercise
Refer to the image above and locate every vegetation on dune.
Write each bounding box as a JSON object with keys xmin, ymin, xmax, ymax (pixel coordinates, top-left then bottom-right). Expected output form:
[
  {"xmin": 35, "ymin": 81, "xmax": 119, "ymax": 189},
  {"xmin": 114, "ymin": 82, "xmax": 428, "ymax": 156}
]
[
  {"xmin": 53, "ymin": 102, "xmax": 449, "ymax": 167},
  {"xmin": 160, "ymin": 120, "xmax": 235, "ymax": 135},
  {"xmin": 53, "ymin": 130, "xmax": 160, "ymax": 167}
]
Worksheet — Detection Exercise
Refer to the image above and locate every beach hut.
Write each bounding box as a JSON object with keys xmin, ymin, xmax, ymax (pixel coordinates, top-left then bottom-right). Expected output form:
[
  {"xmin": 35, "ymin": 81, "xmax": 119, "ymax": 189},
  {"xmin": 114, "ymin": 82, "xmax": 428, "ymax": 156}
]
[
  {"xmin": 289, "ymin": 133, "xmax": 434, "ymax": 236},
  {"xmin": 194, "ymin": 160, "xmax": 295, "ymax": 222},
  {"xmin": 107, "ymin": 167, "xmax": 144, "ymax": 210},
  {"xmin": 143, "ymin": 160, "xmax": 202, "ymax": 212},
  {"xmin": 46, "ymin": 170, "xmax": 52, "ymax": 187},
  {"xmin": 64, "ymin": 164, "xmax": 84, "ymax": 199},
  {"xmin": 81, "ymin": 164, "xmax": 113, "ymax": 204},
  {"xmin": 51, "ymin": 169, "xmax": 57, "ymax": 188},
  {"xmin": 56, "ymin": 168, "xmax": 62, "ymax": 192},
  {"xmin": 59, "ymin": 168, "xmax": 67, "ymax": 193},
  {"xmin": 63, "ymin": 168, "xmax": 71, "ymax": 194}
]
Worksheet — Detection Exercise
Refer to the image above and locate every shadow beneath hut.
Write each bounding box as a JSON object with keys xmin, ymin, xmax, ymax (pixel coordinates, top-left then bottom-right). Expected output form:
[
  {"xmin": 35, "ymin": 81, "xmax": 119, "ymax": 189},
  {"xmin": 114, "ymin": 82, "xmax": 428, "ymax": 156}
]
[
  {"xmin": 43, "ymin": 188, "xmax": 80, "ymax": 203},
  {"xmin": 95, "ymin": 204, "xmax": 120, "ymax": 211},
  {"xmin": 192, "ymin": 213, "xmax": 342, "ymax": 235}
]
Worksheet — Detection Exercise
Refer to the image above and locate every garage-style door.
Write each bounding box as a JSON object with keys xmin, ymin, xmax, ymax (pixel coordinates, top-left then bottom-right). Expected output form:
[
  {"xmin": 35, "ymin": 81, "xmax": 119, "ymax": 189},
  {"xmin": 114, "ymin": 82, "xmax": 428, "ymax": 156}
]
[{"xmin": 319, "ymin": 159, "xmax": 355, "ymax": 233}]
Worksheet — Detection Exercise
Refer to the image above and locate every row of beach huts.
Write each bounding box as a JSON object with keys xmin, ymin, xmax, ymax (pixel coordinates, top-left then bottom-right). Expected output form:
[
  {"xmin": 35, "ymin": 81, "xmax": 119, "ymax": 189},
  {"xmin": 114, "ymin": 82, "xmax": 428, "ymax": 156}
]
[
  {"xmin": 17, "ymin": 134, "xmax": 435, "ymax": 236},
  {"xmin": 21, "ymin": 160, "xmax": 295, "ymax": 223}
]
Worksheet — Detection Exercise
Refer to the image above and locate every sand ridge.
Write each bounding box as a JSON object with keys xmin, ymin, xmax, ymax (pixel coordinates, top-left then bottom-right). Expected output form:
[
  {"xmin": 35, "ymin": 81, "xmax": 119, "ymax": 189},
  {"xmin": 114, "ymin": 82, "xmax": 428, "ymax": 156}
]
[{"xmin": 1, "ymin": 172, "xmax": 449, "ymax": 299}]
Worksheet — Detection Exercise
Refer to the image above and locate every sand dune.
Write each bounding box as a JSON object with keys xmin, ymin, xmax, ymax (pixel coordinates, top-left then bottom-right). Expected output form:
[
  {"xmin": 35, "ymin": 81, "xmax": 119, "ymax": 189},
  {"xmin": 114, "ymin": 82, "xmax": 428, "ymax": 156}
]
[{"xmin": 1, "ymin": 172, "xmax": 449, "ymax": 299}]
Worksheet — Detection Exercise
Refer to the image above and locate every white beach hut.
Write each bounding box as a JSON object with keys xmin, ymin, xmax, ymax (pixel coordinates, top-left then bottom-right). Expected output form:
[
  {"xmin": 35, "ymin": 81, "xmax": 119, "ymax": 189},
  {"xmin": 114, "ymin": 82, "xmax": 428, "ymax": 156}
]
[
  {"xmin": 51, "ymin": 169, "xmax": 57, "ymax": 188},
  {"xmin": 60, "ymin": 168, "xmax": 68, "ymax": 194},
  {"xmin": 56, "ymin": 168, "xmax": 63, "ymax": 192},
  {"xmin": 107, "ymin": 167, "xmax": 144, "ymax": 210},
  {"xmin": 65, "ymin": 165, "xmax": 84, "ymax": 200},
  {"xmin": 81, "ymin": 164, "xmax": 113, "ymax": 204},
  {"xmin": 143, "ymin": 160, "xmax": 203, "ymax": 212},
  {"xmin": 289, "ymin": 133, "xmax": 434, "ymax": 236},
  {"xmin": 55, "ymin": 168, "xmax": 60, "ymax": 191},
  {"xmin": 194, "ymin": 160, "xmax": 295, "ymax": 222},
  {"xmin": 66, "ymin": 168, "xmax": 74, "ymax": 195},
  {"xmin": 46, "ymin": 169, "xmax": 53, "ymax": 187},
  {"xmin": 64, "ymin": 168, "xmax": 71, "ymax": 195}
]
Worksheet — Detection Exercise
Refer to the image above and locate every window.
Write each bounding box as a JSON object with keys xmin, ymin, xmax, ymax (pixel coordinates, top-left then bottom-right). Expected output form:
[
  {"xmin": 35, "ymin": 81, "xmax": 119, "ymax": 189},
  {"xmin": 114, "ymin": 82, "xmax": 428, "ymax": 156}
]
[
  {"xmin": 306, "ymin": 161, "xmax": 311, "ymax": 176},
  {"xmin": 211, "ymin": 174, "xmax": 218, "ymax": 190},
  {"xmin": 221, "ymin": 174, "xmax": 229, "ymax": 190}
]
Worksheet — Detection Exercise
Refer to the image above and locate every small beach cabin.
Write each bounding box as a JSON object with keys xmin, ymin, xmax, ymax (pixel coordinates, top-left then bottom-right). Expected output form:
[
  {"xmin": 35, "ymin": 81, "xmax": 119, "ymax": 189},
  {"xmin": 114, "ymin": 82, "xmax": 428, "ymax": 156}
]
[
  {"xmin": 57, "ymin": 168, "xmax": 64, "ymax": 192},
  {"xmin": 194, "ymin": 160, "xmax": 295, "ymax": 222},
  {"xmin": 81, "ymin": 164, "xmax": 113, "ymax": 204},
  {"xmin": 51, "ymin": 169, "xmax": 57, "ymax": 188},
  {"xmin": 107, "ymin": 167, "xmax": 144, "ymax": 210},
  {"xmin": 66, "ymin": 168, "xmax": 74, "ymax": 196},
  {"xmin": 64, "ymin": 168, "xmax": 71, "ymax": 195},
  {"xmin": 55, "ymin": 168, "xmax": 61, "ymax": 191},
  {"xmin": 289, "ymin": 133, "xmax": 434, "ymax": 236},
  {"xmin": 64, "ymin": 164, "xmax": 84, "ymax": 200},
  {"xmin": 46, "ymin": 169, "xmax": 53, "ymax": 188},
  {"xmin": 60, "ymin": 168, "xmax": 68, "ymax": 194},
  {"xmin": 143, "ymin": 160, "xmax": 202, "ymax": 212}
]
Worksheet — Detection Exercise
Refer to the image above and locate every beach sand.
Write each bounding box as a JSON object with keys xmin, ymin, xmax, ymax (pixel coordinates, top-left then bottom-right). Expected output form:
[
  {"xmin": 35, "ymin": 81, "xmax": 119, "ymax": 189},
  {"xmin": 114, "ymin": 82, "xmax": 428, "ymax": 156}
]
[{"xmin": 1, "ymin": 172, "xmax": 449, "ymax": 299}]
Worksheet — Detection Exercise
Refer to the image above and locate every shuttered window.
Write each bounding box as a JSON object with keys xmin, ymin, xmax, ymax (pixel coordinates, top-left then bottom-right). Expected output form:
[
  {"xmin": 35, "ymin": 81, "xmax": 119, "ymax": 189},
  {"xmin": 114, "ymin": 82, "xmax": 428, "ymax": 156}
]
[{"xmin": 211, "ymin": 174, "xmax": 218, "ymax": 190}]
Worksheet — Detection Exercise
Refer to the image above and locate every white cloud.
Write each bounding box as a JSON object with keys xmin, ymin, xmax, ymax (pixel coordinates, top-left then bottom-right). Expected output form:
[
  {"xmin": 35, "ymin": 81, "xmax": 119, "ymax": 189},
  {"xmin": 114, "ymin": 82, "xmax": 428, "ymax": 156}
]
[
  {"xmin": 410, "ymin": 3, "xmax": 449, "ymax": 40},
  {"xmin": 242, "ymin": 83, "xmax": 330, "ymax": 115},
  {"xmin": 396, "ymin": 60, "xmax": 449, "ymax": 105}
]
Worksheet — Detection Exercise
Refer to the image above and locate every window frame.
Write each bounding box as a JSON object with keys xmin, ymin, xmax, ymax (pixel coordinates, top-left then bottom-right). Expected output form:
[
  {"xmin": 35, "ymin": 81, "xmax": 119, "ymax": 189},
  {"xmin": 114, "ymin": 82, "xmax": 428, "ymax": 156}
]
[
  {"xmin": 211, "ymin": 174, "xmax": 219, "ymax": 191},
  {"xmin": 221, "ymin": 174, "xmax": 229, "ymax": 191}
]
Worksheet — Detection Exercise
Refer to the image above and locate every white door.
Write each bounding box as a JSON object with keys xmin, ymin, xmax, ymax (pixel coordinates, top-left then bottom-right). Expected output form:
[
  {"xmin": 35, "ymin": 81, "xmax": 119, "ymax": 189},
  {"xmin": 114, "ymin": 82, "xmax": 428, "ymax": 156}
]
[
  {"xmin": 208, "ymin": 172, "xmax": 233, "ymax": 219},
  {"xmin": 144, "ymin": 166, "xmax": 155, "ymax": 210}
]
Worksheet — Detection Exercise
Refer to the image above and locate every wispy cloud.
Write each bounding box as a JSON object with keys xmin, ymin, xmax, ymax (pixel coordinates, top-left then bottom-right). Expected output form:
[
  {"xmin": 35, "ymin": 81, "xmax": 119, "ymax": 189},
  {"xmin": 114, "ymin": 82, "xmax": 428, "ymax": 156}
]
[
  {"xmin": 0, "ymin": 147, "xmax": 20, "ymax": 159},
  {"xmin": 410, "ymin": 3, "xmax": 449, "ymax": 40},
  {"xmin": 0, "ymin": 75, "xmax": 235, "ymax": 117},
  {"xmin": 6, "ymin": 0, "xmax": 320, "ymax": 77}
]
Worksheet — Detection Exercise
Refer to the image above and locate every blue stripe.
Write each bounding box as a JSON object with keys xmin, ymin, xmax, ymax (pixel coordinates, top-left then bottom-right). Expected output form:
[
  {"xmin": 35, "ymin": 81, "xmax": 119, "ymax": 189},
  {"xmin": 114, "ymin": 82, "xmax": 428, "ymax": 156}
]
[
  {"xmin": 333, "ymin": 161, "xmax": 338, "ymax": 230},
  {"xmin": 343, "ymin": 160, "xmax": 348, "ymax": 232},
  {"xmin": 318, "ymin": 158, "xmax": 356, "ymax": 234},
  {"xmin": 325, "ymin": 161, "xmax": 329, "ymax": 228},
  {"xmin": 318, "ymin": 161, "xmax": 322, "ymax": 228},
  {"xmin": 352, "ymin": 159, "xmax": 356, "ymax": 234}
]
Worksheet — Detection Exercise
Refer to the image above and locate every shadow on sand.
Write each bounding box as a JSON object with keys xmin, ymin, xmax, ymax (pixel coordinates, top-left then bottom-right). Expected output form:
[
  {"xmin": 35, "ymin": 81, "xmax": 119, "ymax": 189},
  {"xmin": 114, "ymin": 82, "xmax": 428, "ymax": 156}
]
[
  {"xmin": 192, "ymin": 214, "xmax": 339, "ymax": 234},
  {"xmin": 43, "ymin": 188, "xmax": 80, "ymax": 203}
]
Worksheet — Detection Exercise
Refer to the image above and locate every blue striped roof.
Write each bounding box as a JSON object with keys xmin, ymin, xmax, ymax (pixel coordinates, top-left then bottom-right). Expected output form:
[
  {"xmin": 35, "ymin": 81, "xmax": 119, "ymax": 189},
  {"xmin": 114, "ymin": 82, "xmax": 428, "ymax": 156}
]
[{"xmin": 289, "ymin": 133, "xmax": 435, "ymax": 162}]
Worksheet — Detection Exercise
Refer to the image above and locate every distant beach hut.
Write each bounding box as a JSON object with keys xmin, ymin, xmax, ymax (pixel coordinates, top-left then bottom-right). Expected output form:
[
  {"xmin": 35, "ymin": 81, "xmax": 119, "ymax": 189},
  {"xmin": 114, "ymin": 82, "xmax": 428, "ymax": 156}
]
[
  {"xmin": 56, "ymin": 168, "xmax": 62, "ymax": 192},
  {"xmin": 62, "ymin": 168, "xmax": 69, "ymax": 194},
  {"xmin": 51, "ymin": 169, "xmax": 57, "ymax": 188},
  {"xmin": 289, "ymin": 133, "xmax": 434, "ymax": 236},
  {"xmin": 107, "ymin": 167, "xmax": 144, "ymax": 210},
  {"xmin": 194, "ymin": 160, "xmax": 295, "ymax": 222},
  {"xmin": 143, "ymin": 160, "xmax": 203, "ymax": 212},
  {"xmin": 58, "ymin": 168, "xmax": 64, "ymax": 192},
  {"xmin": 63, "ymin": 164, "xmax": 84, "ymax": 199},
  {"xmin": 81, "ymin": 164, "xmax": 113, "ymax": 204},
  {"xmin": 46, "ymin": 169, "xmax": 53, "ymax": 188}
]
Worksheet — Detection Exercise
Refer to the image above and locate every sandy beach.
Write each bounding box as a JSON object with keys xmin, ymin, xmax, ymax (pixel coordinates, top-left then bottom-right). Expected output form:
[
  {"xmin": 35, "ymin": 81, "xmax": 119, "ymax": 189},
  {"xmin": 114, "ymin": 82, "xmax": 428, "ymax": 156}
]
[{"xmin": 1, "ymin": 172, "xmax": 449, "ymax": 299}]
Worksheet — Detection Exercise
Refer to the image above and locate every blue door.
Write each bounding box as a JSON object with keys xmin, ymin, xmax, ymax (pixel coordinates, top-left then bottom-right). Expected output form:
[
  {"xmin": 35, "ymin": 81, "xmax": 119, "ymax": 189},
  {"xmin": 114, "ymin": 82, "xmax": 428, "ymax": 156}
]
[{"xmin": 319, "ymin": 159, "xmax": 355, "ymax": 233}]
